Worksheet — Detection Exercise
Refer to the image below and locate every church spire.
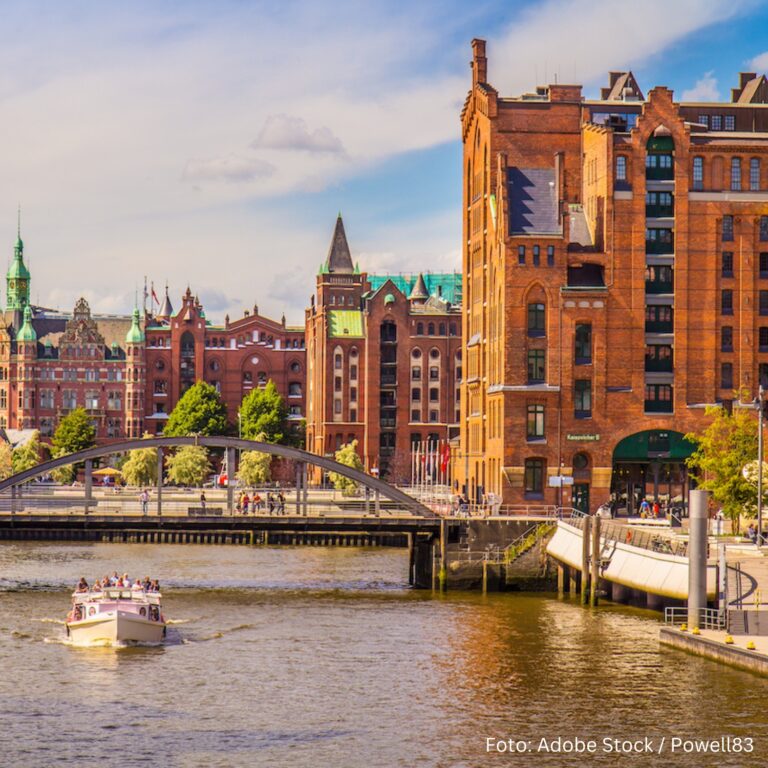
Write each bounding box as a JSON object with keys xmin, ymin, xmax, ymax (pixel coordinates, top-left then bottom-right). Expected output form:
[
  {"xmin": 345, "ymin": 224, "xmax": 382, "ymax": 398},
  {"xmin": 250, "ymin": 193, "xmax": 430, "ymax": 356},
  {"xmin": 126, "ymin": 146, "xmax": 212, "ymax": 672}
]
[
  {"xmin": 324, "ymin": 213, "xmax": 354, "ymax": 274},
  {"xmin": 7, "ymin": 212, "xmax": 31, "ymax": 312}
]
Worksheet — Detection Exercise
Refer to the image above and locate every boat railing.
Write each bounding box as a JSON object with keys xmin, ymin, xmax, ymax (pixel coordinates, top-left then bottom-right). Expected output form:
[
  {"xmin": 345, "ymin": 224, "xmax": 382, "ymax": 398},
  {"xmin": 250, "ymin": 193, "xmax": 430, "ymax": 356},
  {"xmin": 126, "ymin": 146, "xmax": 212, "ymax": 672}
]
[{"xmin": 73, "ymin": 589, "xmax": 162, "ymax": 602}]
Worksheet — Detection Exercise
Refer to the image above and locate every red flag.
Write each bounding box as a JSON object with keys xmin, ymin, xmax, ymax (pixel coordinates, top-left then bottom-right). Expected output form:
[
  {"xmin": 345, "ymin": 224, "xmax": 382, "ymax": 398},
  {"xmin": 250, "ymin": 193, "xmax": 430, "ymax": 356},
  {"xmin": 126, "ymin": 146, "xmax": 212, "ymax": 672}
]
[
  {"xmin": 151, "ymin": 286, "xmax": 159, "ymax": 304},
  {"xmin": 440, "ymin": 443, "xmax": 451, "ymax": 473}
]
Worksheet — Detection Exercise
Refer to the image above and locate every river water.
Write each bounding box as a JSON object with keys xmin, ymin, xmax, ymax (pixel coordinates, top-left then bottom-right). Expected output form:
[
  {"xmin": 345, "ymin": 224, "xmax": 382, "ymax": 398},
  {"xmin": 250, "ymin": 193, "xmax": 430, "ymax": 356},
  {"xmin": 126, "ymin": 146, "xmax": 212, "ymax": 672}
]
[{"xmin": 0, "ymin": 541, "xmax": 765, "ymax": 767}]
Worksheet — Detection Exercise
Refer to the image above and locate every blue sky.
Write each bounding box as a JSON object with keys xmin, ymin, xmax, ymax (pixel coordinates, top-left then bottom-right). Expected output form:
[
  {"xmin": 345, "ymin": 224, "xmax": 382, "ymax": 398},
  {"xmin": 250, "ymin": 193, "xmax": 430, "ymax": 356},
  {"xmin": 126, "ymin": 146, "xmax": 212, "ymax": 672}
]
[{"xmin": 1, "ymin": 0, "xmax": 767, "ymax": 322}]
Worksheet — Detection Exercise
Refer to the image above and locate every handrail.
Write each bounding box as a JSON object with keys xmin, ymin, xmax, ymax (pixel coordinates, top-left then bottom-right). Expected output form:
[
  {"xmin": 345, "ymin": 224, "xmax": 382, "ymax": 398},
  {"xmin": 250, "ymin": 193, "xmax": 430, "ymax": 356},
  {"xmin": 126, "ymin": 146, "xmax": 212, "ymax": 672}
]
[
  {"xmin": 664, "ymin": 606, "xmax": 725, "ymax": 629},
  {"xmin": 563, "ymin": 515, "xmax": 689, "ymax": 557}
]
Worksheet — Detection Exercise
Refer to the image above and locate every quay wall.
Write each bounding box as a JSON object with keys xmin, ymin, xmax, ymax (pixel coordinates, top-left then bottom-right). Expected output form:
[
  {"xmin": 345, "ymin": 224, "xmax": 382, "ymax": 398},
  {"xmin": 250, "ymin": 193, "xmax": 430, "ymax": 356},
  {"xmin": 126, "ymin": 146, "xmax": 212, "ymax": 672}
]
[{"xmin": 660, "ymin": 628, "xmax": 768, "ymax": 676}]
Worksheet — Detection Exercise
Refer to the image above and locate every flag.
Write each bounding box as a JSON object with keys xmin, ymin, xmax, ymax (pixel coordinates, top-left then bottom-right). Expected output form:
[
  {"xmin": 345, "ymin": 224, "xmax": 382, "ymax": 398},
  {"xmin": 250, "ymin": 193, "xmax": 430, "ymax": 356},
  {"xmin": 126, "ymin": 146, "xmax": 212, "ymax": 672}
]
[
  {"xmin": 151, "ymin": 284, "xmax": 159, "ymax": 304},
  {"xmin": 440, "ymin": 443, "xmax": 451, "ymax": 474}
]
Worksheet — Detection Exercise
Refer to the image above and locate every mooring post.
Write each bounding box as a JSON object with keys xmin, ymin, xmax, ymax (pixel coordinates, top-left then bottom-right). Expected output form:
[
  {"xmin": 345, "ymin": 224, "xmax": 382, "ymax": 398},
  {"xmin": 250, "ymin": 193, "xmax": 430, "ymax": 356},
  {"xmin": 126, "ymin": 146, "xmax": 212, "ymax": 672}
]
[
  {"xmin": 156, "ymin": 447, "xmax": 163, "ymax": 517},
  {"xmin": 227, "ymin": 447, "xmax": 235, "ymax": 515},
  {"xmin": 365, "ymin": 486, "xmax": 371, "ymax": 516},
  {"xmin": 302, "ymin": 463, "xmax": 308, "ymax": 515},
  {"xmin": 374, "ymin": 489, "xmax": 380, "ymax": 516},
  {"xmin": 407, "ymin": 532, "xmax": 415, "ymax": 585},
  {"xmin": 569, "ymin": 567, "xmax": 578, "ymax": 595},
  {"xmin": 581, "ymin": 515, "xmax": 591, "ymax": 605},
  {"xmin": 688, "ymin": 489, "xmax": 710, "ymax": 629},
  {"xmin": 84, "ymin": 459, "xmax": 93, "ymax": 515},
  {"xmin": 590, "ymin": 514, "xmax": 601, "ymax": 607},
  {"xmin": 557, "ymin": 563, "xmax": 565, "ymax": 595},
  {"xmin": 10, "ymin": 485, "xmax": 15, "ymax": 516},
  {"xmin": 295, "ymin": 462, "xmax": 302, "ymax": 515},
  {"xmin": 438, "ymin": 518, "xmax": 448, "ymax": 591}
]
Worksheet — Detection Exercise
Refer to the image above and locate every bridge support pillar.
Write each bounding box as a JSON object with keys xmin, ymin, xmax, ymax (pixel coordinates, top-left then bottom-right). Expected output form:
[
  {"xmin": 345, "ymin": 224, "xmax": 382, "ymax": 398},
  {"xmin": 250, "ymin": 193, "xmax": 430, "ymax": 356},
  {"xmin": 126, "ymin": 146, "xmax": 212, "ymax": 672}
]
[
  {"xmin": 581, "ymin": 516, "xmax": 591, "ymax": 605},
  {"xmin": 156, "ymin": 447, "xmax": 164, "ymax": 517},
  {"xmin": 227, "ymin": 447, "xmax": 235, "ymax": 515},
  {"xmin": 407, "ymin": 533, "xmax": 415, "ymax": 585},
  {"xmin": 374, "ymin": 489, "xmax": 380, "ymax": 516},
  {"xmin": 557, "ymin": 564, "xmax": 566, "ymax": 595},
  {"xmin": 84, "ymin": 460, "xmax": 93, "ymax": 515},
  {"xmin": 688, "ymin": 489, "xmax": 709, "ymax": 629},
  {"xmin": 590, "ymin": 514, "xmax": 601, "ymax": 607},
  {"xmin": 295, "ymin": 462, "xmax": 304, "ymax": 516},
  {"xmin": 438, "ymin": 518, "xmax": 447, "ymax": 591},
  {"xmin": 10, "ymin": 485, "xmax": 15, "ymax": 515},
  {"xmin": 302, "ymin": 464, "xmax": 308, "ymax": 515},
  {"xmin": 365, "ymin": 486, "xmax": 371, "ymax": 516}
]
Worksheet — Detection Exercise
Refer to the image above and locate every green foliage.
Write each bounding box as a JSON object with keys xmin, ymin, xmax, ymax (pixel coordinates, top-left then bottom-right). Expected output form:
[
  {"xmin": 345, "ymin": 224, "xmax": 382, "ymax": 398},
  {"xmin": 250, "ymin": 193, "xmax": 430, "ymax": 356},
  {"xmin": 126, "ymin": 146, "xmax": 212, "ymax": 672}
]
[
  {"xmin": 12, "ymin": 431, "xmax": 41, "ymax": 474},
  {"xmin": 239, "ymin": 380, "xmax": 288, "ymax": 444},
  {"xmin": 237, "ymin": 449, "xmax": 272, "ymax": 486},
  {"xmin": 51, "ymin": 465, "xmax": 76, "ymax": 484},
  {"xmin": 0, "ymin": 442, "xmax": 13, "ymax": 480},
  {"xmin": 52, "ymin": 408, "xmax": 96, "ymax": 457},
  {"xmin": 164, "ymin": 381, "xmax": 228, "ymax": 437},
  {"xmin": 121, "ymin": 433, "xmax": 158, "ymax": 487},
  {"xmin": 165, "ymin": 445, "xmax": 211, "ymax": 487},
  {"xmin": 686, "ymin": 405, "xmax": 762, "ymax": 531},
  {"xmin": 328, "ymin": 440, "xmax": 364, "ymax": 495}
]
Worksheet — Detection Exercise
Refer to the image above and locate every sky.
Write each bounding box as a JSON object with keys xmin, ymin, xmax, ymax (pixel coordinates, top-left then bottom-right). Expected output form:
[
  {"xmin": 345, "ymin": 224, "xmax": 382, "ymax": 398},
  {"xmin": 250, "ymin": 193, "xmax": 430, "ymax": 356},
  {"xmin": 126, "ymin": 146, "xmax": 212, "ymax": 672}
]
[{"xmin": 2, "ymin": 0, "xmax": 768, "ymax": 325}]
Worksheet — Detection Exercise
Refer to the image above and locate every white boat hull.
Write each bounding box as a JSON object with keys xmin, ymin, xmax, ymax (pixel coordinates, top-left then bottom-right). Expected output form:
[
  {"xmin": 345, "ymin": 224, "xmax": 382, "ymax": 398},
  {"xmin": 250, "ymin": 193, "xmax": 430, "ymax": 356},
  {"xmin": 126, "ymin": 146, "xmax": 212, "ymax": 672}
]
[{"xmin": 67, "ymin": 609, "xmax": 166, "ymax": 646}]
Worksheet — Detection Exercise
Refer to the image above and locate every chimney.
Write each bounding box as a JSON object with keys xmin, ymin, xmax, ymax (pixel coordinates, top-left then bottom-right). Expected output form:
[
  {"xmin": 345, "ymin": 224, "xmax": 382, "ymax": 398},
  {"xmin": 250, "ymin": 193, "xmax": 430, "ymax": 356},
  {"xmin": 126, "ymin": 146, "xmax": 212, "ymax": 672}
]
[{"xmin": 471, "ymin": 39, "xmax": 487, "ymax": 87}]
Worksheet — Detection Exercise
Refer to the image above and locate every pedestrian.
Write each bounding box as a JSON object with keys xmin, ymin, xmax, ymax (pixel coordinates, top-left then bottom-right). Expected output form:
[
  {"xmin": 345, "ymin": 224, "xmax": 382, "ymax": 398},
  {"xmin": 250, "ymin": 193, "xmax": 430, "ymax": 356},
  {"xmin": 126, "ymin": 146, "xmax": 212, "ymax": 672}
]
[
  {"xmin": 253, "ymin": 492, "xmax": 262, "ymax": 513},
  {"xmin": 639, "ymin": 498, "xmax": 650, "ymax": 518},
  {"xmin": 652, "ymin": 500, "xmax": 660, "ymax": 518},
  {"xmin": 140, "ymin": 489, "xmax": 149, "ymax": 515},
  {"xmin": 277, "ymin": 491, "xmax": 285, "ymax": 514},
  {"xmin": 267, "ymin": 492, "xmax": 274, "ymax": 514},
  {"xmin": 200, "ymin": 491, "xmax": 207, "ymax": 512},
  {"xmin": 243, "ymin": 492, "xmax": 250, "ymax": 515},
  {"xmin": 747, "ymin": 522, "xmax": 757, "ymax": 543}
]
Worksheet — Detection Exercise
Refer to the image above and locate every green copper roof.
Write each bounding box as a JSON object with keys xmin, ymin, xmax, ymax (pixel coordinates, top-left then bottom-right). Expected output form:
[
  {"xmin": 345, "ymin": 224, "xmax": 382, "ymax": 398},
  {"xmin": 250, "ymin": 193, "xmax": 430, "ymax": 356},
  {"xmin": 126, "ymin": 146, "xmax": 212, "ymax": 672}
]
[
  {"xmin": 384, "ymin": 293, "xmax": 395, "ymax": 304},
  {"xmin": 17, "ymin": 305, "xmax": 36, "ymax": 342},
  {"xmin": 368, "ymin": 272, "xmax": 462, "ymax": 305},
  {"xmin": 328, "ymin": 309, "xmax": 364, "ymax": 338},
  {"xmin": 125, "ymin": 307, "xmax": 145, "ymax": 344}
]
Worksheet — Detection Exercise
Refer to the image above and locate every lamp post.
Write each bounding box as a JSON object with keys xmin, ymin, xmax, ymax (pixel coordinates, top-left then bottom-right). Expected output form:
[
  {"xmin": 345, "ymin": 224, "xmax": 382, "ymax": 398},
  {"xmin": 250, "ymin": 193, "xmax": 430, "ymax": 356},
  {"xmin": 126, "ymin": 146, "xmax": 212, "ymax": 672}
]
[{"xmin": 758, "ymin": 386, "xmax": 765, "ymax": 548}]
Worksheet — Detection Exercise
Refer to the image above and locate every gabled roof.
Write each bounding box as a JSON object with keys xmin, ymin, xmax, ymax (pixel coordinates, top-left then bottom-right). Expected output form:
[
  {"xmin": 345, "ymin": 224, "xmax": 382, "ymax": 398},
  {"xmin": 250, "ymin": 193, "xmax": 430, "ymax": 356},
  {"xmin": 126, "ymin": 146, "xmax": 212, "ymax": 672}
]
[
  {"xmin": 600, "ymin": 71, "xmax": 644, "ymax": 101},
  {"xmin": 324, "ymin": 214, "xmax": 354, "ymax": 274},
  {"xmin": 368, "ymin": 273, "xmax": 462, "ymax": 305},
  {"xmin": 328, "ymin": 309, "xmax": 364, "ymax": 338}
]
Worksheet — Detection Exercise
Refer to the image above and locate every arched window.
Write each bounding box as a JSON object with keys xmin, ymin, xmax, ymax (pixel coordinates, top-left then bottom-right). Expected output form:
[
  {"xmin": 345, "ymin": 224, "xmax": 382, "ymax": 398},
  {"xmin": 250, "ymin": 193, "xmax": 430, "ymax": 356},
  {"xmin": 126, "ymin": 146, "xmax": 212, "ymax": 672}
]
[
  {"xmin": 427, "ymin": 323, "xmax": 435, "ymax": 335},
  {"xmin": 181, "ymin": 332, "xmax": 195, "ymax": 357},
  {"xmin": 438, "ymin": 323, "xmax": 446, "ymax": 335},
  {"xmin": 416, "ymin": 322, "xmax": 424, "ymax": 335}
]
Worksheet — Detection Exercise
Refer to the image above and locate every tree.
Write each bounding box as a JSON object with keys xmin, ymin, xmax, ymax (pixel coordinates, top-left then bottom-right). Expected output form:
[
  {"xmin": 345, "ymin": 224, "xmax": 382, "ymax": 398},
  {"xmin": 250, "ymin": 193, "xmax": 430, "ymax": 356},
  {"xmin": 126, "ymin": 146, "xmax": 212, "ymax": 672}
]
[
  {"xmin": 686, "ymin": 404, "xmax": 761, "ymax": 531},
  {"xmin": 164, "ymin": 381, "xmax": 228, "ymax": 437},
  {"xmin": 0, "ymin": 442, "xmax": 12, "ymax": 480},
  {"xmin": 52, "ymin": 408, "xmax": 96, "ymax": 457},
  {"xmin": 239, "ymin": 380, "xmax": 288, "ymax": 444},
  {"xmin": 237, "ymin": 449, "xmax": 272, "ymax": 486},
  {"xmin": 328, "ymin": 440, "xmax": 364, "ymax": 495},
  {"xmin": 121, "ymin": 433, "xmax": 158, "ymax": 487},
  {"xmin": 165, "ymin": 445, "xmax": 211, "ymax": 487},
  {"xmin": 12, "ymin": 431, "xmax": 41, "ymax": 474}
]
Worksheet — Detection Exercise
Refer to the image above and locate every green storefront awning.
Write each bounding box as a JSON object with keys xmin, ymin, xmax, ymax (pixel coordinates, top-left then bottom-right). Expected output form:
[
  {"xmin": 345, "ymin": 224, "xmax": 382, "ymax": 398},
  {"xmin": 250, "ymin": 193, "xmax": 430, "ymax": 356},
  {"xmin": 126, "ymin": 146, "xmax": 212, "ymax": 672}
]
[{"xmin": 613, "ymin": 430, "xmax": 695, "ymax": 461}]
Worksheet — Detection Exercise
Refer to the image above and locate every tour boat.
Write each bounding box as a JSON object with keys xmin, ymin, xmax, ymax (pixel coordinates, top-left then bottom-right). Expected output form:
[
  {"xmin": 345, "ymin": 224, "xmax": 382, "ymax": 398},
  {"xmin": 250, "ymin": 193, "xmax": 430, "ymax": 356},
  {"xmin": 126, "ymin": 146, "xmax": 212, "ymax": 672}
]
[{"xmin": 66, "ymin": 587, "xmax": 166, "ymax": 646}]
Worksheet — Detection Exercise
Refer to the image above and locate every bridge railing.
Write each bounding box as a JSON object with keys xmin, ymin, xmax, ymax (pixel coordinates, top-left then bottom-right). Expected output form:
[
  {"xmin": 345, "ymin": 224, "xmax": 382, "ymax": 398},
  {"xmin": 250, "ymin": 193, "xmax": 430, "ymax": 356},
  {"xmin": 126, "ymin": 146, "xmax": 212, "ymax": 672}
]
[{"xmin": 564, "ymin": 515, "xmax": 689, "ymax": 557}]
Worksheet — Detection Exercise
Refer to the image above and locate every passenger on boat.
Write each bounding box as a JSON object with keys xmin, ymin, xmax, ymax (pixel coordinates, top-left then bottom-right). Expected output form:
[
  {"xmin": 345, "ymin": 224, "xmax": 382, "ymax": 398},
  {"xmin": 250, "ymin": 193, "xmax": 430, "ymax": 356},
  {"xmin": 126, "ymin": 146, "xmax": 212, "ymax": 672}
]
[
  {"xmin": 92, "ymin": 579, "xmax": 102, "ymax": 593},
  {"xmin": 132, "ymin": 579, "xmax": 144, "ymax": 590},
  {"xmin": 143, "ymin": 576, "xmax": 151, "ymax": 591},
  {"xmin": 148, "ymin": 579, "xmax": 160, "ymax": 593},
  {"xmin": 109, "ymin": 571, "xmax": 119, "ymax": 586},
  {"xmin": 76, "ymin": 577, "xmax": 89, "ymax": 593}
]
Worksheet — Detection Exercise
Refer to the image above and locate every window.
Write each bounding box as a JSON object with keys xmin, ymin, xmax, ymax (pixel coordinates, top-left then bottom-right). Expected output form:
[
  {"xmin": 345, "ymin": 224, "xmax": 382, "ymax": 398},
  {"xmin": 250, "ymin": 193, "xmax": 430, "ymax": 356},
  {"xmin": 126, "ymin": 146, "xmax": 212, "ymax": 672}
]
[
  {"xmin": 411, "ymin": 366, "xmax": 421, "ymax": 380},
  {"xmin": 722, "ymin": 215, "xmax": 734, "ymax": 241},
  {"xmin": 154, "ymin": 379, "xmax": 167, "ymax": 394},
  {"xmin": 547, "ymin": 245, "xmax": 555, "ymax": 266},
  {"xmin": 527, "ymin": 350, "xmax": 545, "ymax": 383},
  {"xmin": 574, "ymin": 379, "xmax": 592, "ymax": 418},
  {"xmin": 334, "ymin": 400, "xmax": 342, "ymax": 415},
  {"xmin": 616, "ymin": 155, "xmax": 627, "ymax": 181},
  {"xmin": 721, "ymin": 326, "xmax": 733, "ymax": 352},
  {"xmin": 518, "ymin": 245, "xmax": 526, "ymax": 265},
  {"xmin": 645, "ymin": 384, "xmax": 673, "ymax": 413},
  {"xmin": 411, "ymin": 388, "xmax": 421, "ymax": 401},
  {"xmin": 527, "ymin": 404, "xmax": 545, "ymax": 439},
  {"xmin": 107, "ymin": 391, "xmax": 122, "ymax": 409},
  {"xmin": 751, "ymin": 158, "xmax": 761, "ymax": 191},
  {"xmin": 527, "ymin": 303, "xmax": 545, "ymax": 337},
  {"xmin": 725, "ymin": 115, "xmax": 735, "ymax": 131},
  {"xmin": 692, "ymin": 156, "xmax": 703, "ymax": 190},
  {"xmin": 760, "ymin": 327, "xmax": 768, "ymax": 351},
  {"xmin": 721, "ymin": 363, "xmax": 733, "ymax": 390},
  {"xmin": 722, "ymin": 251, "xmax": 734, "ymax": 278},
  {"xmin": 574, "ymin": 323, "xmax": 592, "ymax": 365},
  {"xmin": 722, "ymin": 290, "xmax": 733, "ymax": 315},
  {"xmin": 349, "ymin": 408, "xmax": 356, "ymax": 421},
  {"xmin": 761, "ymin": 364, "xmax": 768, "ymax": 389},
  {"xmin": 533, "ymin": 245, "xmax": 540, "ymax": 266},
  {"xmin": 429, "ymin": 348, "xmax": 439, "ymax": 360},
  {"xmin": 349, "ymin": 387, "xmax": 357, "ymax": 402},
  {"xmin": 411, "ymin": 409, "xmax": 420, "ymax": 421},
  {"xmin": 416, "ymin": 322, "xmax": 423, "ymax": 335},
  {"xmin": 334, "ymin": 376, "xmax": 342, "ymax": 392},
  {"xmin": 39, "ymin": 390, "xmax": 54, "ymax": 409},
  {"xmin": 711, "ymin": 115, "xmax": 722, "ymax": 131},
  {"xmin": 761, "ymin": 217, "xmax": 768, "ymax": 242},
  {"xmin": 761, "ymin": 291, "xmax": 768, "ymax": 316},
  {"xmin": 429, "ymin": 388, "xmax": 439, "ymax": 402},
  {"xmin": 429, "ymin": 410, "xmax": 439, "ymax": 423},
  {"xmin": 524, "ymin": 458, "xmax": 544, "ymax": 496},
  {"xmin": 429, "ymin": 366, "xmax": 439, "ymax": 380},
  {"xmin": 288, "ymin": 382, "xmax": 302, "ymax": 397},
  {"xmin": 698, "ymin": 114, "xmax": 709, "ymax": 128},
  {"xmin": 334, "ymin": 354, "xmax": 342, "ymax": 370},
  {"xmin": 427, "ymin": 323, "xmax": 435, "ymax": 336},
  {"xmin": 350, "ymin": 364, "xmax": 358, "ymax": 380},
  {"xmin": 731, "ymin": 158, "xmax": 741, "ymax": 190}
]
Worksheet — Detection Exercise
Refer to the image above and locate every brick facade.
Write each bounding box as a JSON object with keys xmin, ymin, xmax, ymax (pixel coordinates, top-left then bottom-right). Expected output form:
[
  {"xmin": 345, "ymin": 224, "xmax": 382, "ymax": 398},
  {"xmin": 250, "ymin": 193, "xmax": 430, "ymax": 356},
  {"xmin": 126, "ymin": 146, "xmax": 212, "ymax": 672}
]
[{"xmin": 457, "ymin": 39, "xmax": 768, "ymax": 514}]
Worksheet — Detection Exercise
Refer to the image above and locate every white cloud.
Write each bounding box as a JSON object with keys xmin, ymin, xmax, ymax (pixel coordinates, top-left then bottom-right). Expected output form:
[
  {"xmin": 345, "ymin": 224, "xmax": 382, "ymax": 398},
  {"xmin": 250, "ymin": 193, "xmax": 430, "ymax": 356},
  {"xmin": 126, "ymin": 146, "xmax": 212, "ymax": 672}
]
[
  {"xmin": 252, "ymin": 114, "xmax": 345, "ymax": 154},
  {"xmin": 749, "ymin": 51, "xmax": 768, "ymax": 70},
  {"xmin": 681, "ymin": 71, "xmax": 720, "ymax": 101},
  {"xmin": 183, "ymin": 155, "xmax": 275, "ymax": 184},
  {"xmin": 489, "ymin": 0, "xmax": 751, "ymax": 97}
]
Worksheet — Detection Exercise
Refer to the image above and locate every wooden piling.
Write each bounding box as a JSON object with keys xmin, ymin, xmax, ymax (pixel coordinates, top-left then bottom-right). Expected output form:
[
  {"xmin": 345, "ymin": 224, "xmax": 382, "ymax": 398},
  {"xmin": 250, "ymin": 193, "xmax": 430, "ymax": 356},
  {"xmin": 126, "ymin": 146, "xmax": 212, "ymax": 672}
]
[
  {"xmin": 590, "ymin": 514, "xmax": 601, "ymax": 607},
  {"xmin": 581, "ymin": 516, "xmax": 591, "ymax": 605}
]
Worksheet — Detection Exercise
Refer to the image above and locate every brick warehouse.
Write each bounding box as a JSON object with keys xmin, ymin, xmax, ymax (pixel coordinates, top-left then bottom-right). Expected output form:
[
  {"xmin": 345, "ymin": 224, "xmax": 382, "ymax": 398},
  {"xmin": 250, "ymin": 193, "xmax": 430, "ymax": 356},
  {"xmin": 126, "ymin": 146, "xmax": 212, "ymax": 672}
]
[
  {"xmin": 458, "ymin": 39, "xmax": 768, "ymax": 514},
  {"xmin": 305, "ymin": 215, "xmax": 462, "ymax": 482}
]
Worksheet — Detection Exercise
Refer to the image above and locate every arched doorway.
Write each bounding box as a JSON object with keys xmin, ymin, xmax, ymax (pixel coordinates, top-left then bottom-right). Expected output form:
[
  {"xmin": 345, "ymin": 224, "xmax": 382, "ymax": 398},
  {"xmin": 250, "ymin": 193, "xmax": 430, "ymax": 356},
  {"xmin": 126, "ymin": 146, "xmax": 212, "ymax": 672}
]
[{"xmin": 610, "ymin": 430, "xmax": 695, "ymax": 516}]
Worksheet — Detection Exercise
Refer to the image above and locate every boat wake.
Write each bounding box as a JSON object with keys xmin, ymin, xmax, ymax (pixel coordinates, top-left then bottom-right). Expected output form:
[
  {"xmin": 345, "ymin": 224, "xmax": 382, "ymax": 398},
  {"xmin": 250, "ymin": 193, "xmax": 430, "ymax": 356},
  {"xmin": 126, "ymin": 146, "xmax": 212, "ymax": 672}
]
[{"xmin": 36, "ymin": 618, "xmax": 67, "ymax": 625}]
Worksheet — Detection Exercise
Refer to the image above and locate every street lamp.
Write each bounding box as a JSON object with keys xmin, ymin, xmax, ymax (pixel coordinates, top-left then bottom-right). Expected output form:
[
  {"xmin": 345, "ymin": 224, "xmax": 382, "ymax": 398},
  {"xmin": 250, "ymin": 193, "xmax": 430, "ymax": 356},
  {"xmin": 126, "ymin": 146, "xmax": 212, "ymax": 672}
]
[{"xmin": 757, "ymin": 386, "xmax": 765, "ymax": 548}]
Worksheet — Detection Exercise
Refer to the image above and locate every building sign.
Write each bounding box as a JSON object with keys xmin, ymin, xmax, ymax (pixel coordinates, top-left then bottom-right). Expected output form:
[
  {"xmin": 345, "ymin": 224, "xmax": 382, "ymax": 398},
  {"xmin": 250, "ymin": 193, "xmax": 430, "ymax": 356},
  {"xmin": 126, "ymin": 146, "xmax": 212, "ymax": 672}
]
[
  {"xmin": 549, "ymin": 476, "xmax": 575, "ymax": 487},
  {"xmin": 566, "ymin": 434, "xmax": 600, "ymax": 442}
]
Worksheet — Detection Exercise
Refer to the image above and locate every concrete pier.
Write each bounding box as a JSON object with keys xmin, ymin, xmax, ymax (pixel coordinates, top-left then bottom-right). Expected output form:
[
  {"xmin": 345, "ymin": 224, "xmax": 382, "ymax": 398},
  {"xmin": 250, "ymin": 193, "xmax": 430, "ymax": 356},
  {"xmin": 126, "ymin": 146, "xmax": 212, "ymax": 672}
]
[{"xmin": 688, "ymin": 489, "xmax": 709, "ymax": 628}]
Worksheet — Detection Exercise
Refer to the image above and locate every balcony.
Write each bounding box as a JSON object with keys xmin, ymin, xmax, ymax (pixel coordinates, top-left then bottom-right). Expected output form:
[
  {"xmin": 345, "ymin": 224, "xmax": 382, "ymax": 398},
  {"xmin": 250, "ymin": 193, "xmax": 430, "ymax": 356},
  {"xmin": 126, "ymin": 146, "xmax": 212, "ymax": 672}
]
[{"xmin": 645, "ymin": 399, "xmax": 673, "ymax": 413}]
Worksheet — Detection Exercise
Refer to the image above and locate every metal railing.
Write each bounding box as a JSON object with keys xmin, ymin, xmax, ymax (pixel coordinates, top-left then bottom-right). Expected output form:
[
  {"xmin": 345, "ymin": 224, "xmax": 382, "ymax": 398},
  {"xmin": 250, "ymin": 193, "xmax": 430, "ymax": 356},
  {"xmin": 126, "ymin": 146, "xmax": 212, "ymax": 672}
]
[
  {"xmin": 664, "ymin": 606, "xmax": 726, "ymax": 630},
  {"xmin": 564, "ymin": 516, "xmax": 689, "ymax": 557}
]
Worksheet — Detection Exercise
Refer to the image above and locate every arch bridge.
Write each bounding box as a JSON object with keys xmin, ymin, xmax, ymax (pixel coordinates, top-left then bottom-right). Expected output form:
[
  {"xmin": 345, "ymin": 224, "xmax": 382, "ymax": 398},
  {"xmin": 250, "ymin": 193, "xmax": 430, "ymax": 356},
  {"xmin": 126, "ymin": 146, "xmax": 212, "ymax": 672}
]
[{"xmin": 0, "ymin": 436, "xmax": 436, "ymax": 519}]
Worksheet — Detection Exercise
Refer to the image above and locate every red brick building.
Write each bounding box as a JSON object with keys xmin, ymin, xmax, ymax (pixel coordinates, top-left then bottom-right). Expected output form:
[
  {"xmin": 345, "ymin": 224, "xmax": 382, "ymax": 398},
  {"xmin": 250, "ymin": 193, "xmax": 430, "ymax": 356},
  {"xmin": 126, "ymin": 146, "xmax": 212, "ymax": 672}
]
[
  {"xmin": 458, "ymin": 39, "xmax": 768, "ymax": 513},
  {"xmin": 143, "ymin": 287, "xmax": 305, "ymax": 433},
  {"xmin": 305, "ymin": 215, "xmax": 462, "ymax": 482}
]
